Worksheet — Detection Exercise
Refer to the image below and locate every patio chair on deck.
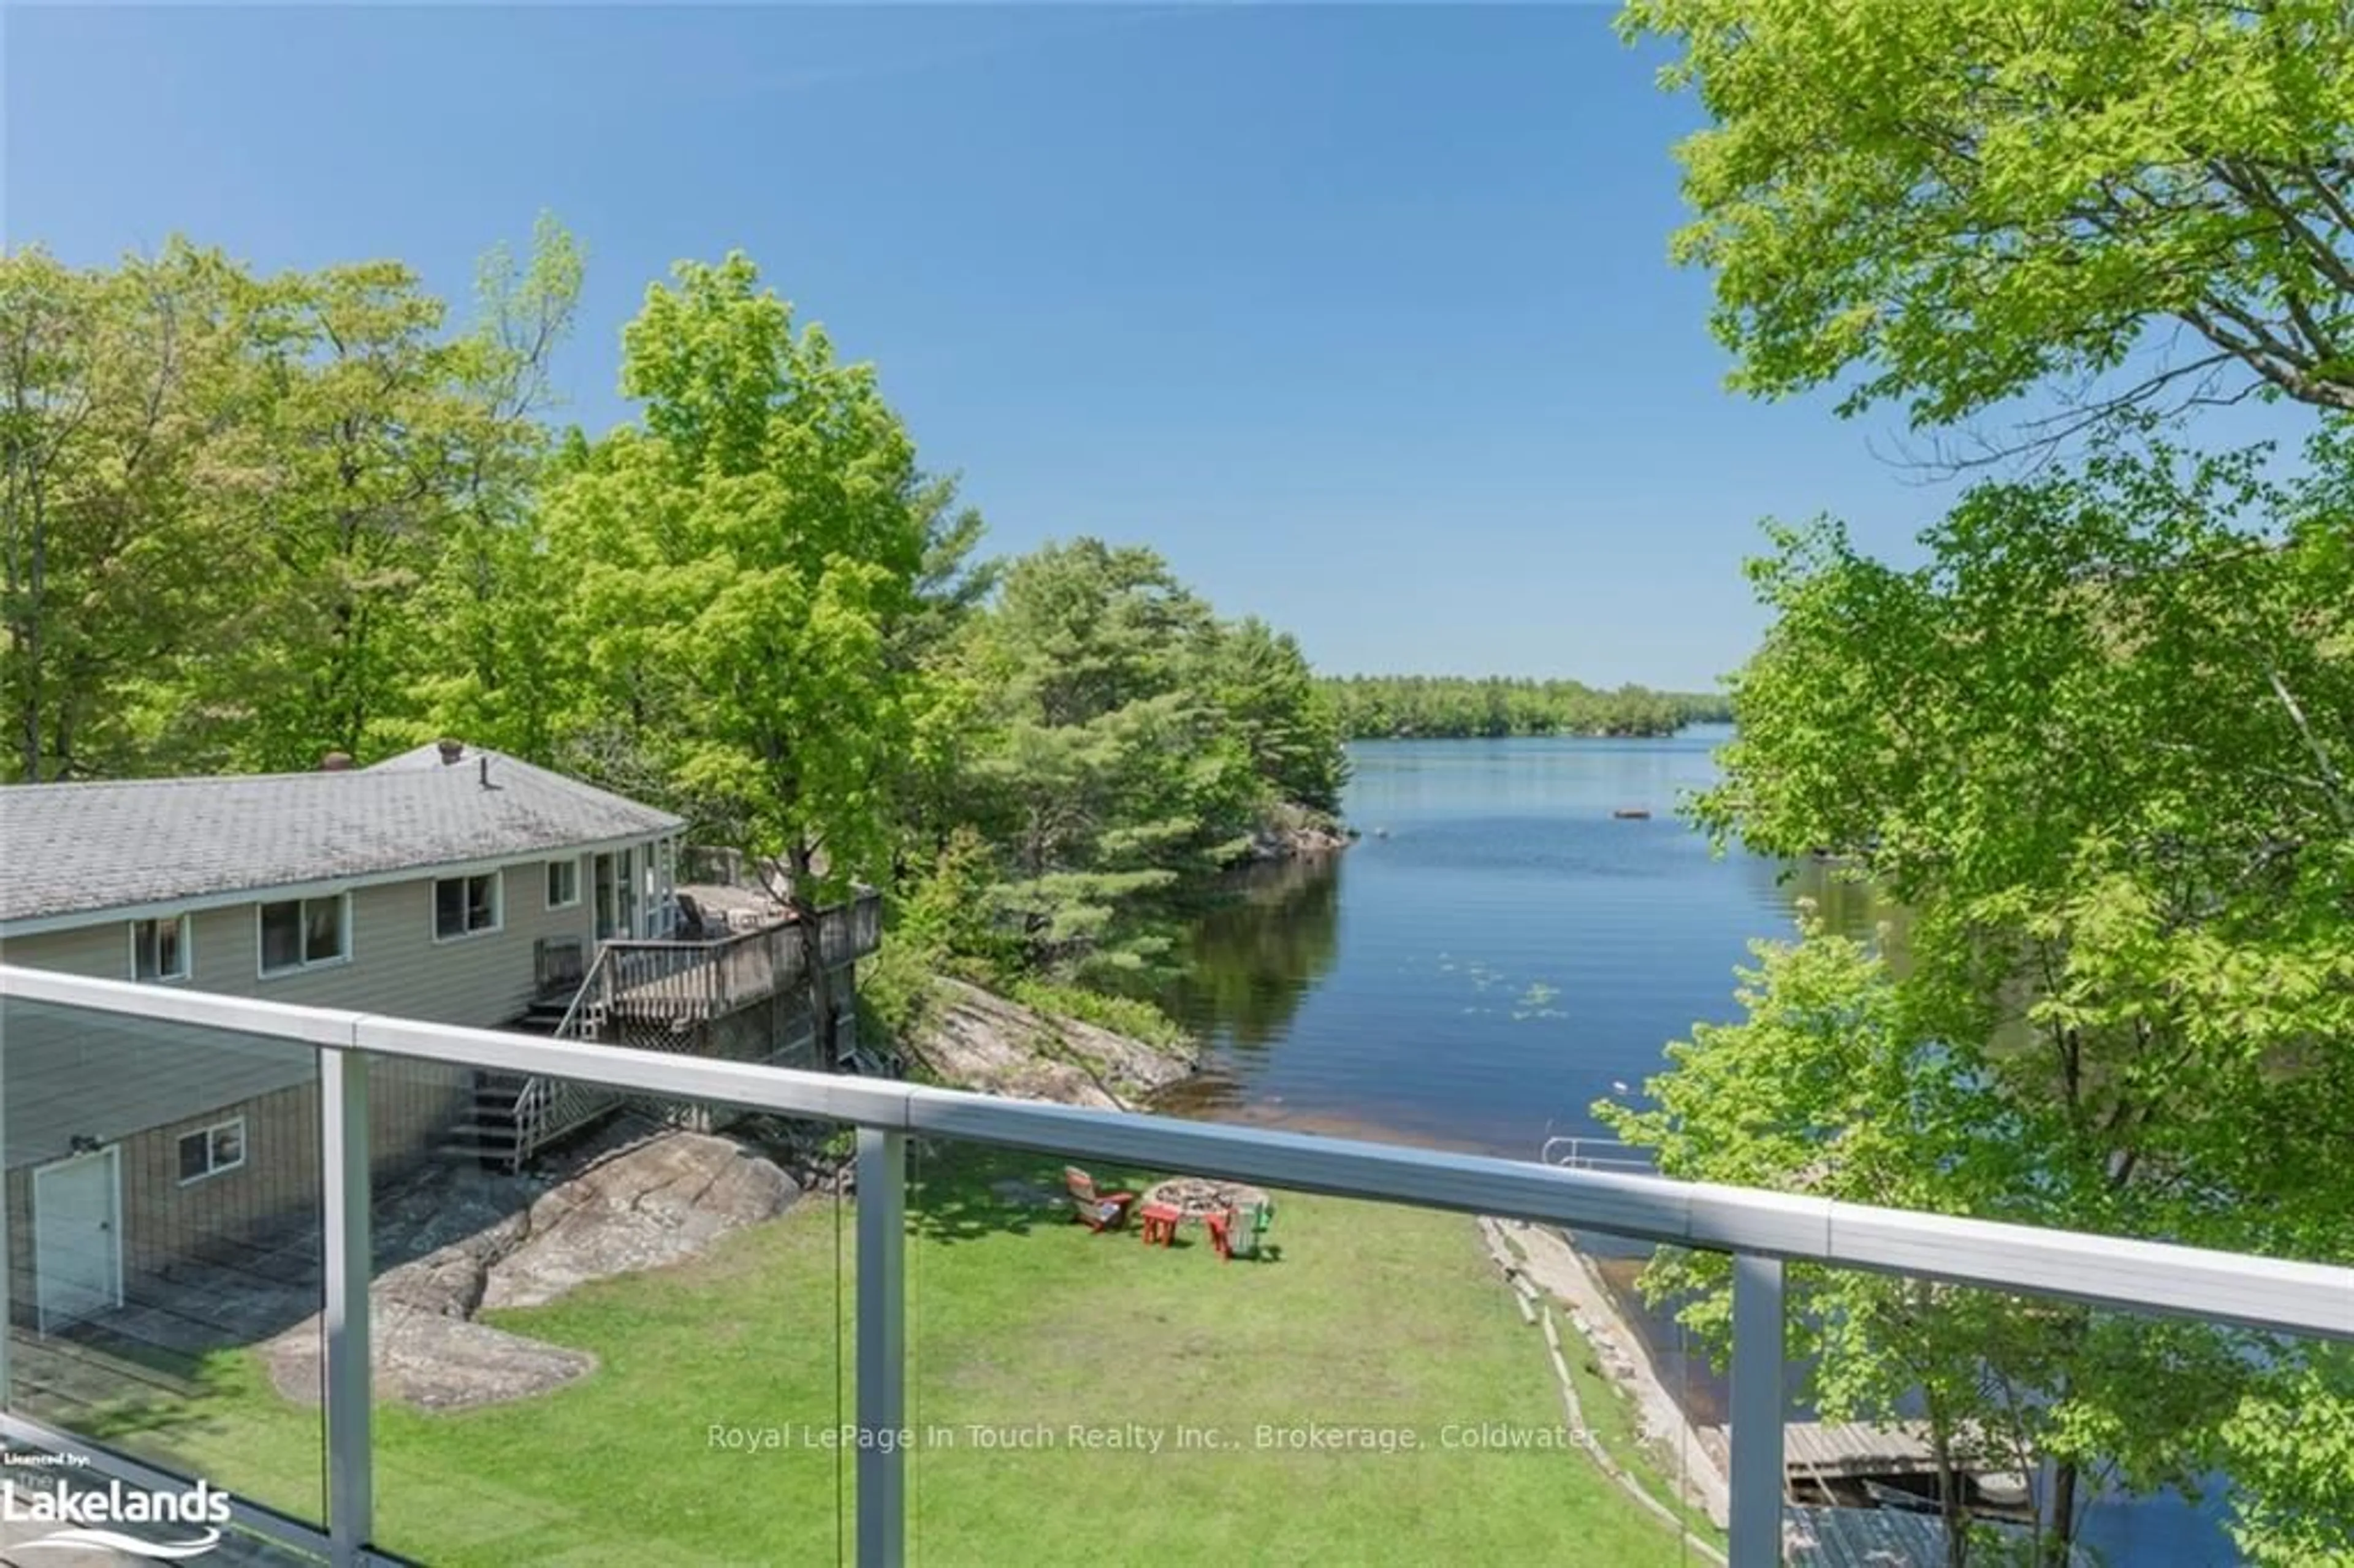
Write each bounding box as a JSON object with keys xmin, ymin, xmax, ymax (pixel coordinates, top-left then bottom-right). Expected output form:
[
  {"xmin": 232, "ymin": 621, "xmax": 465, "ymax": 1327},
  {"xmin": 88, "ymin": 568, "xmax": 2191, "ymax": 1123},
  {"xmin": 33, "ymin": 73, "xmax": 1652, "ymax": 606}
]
[{"xmin": 1064, "ymin": 1166, "xmax": 1136, "ymax": 1232}]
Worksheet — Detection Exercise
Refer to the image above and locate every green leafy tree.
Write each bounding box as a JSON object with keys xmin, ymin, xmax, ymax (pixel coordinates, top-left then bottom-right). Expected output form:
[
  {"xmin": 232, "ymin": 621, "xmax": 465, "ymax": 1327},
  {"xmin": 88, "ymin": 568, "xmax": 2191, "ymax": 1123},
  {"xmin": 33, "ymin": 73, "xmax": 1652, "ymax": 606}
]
[
  {"xmin": 2219, "ymin": 1351, "xmax": 2354, "ymax": 1568},
  {"xmin": 1208, "ymin": 616, "xmax": 1347, "ymax": 816},
  {"xmin": 1624, "ymin": 0, "xmax": 2354, "ymax": 437},
  {"xmin": 0, "ymin": 243, "xmax": 263, "ymax": 780},
  {"xmin": 1639, "ymin": 433, "xmax": 2354, "ymax": 1564},
  {"xmin": 406, "ymin": 215, "xmax": 585, "ymax": 759},
  {"xmin": 543, "ymin": 252, "xmax": 940, "ymax": 1057},
  {"xmin": 1600, "ymin": 918, "xmax": 2260, "ymax": 1566},
  {"xmin": 956, "ymin": 539, "xmax": 1258, "ymax": 984},
  {"xmin": 1318, "ymin": 673, "xmax": 1724, "ymax": 739},
  {"xmin": 213, "ymin": 258, "xmax": 474, "ymax": 767}
]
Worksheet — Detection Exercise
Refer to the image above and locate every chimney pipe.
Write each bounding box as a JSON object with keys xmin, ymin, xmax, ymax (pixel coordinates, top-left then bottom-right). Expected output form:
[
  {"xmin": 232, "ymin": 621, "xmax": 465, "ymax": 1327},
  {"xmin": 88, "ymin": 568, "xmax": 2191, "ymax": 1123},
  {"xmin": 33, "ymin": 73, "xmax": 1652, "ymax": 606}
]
[
  {"xmin": 436, "ymin": 737, "xmax": 463, "ymax": 766},
  {"xmin": 319, "ymin": 751, "xmax": 354, "ymax": 772},
  {"xmin": 479, "ymin": 755, "xmax": 492, "ymax": 788}
]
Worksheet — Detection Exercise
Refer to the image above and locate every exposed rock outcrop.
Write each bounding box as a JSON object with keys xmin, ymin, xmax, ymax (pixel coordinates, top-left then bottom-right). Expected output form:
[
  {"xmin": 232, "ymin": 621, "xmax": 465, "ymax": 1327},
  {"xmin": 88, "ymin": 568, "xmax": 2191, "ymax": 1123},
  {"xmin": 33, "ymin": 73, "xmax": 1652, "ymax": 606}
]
[
  {"xmin": 259, "ymin": 1132, "xmax": 798, "ymax": 1411},
  {"xmin": 1247, "ymin": 821, "xmax": 1355, "ymax": 859},
  {"xmin": 482, "ymin": 1131, "xmax": 799, "ymax": 1309},
  {"xmin": 1244, "ymin": 802, "xmax": 1357, "ymax": 861},
  {"xmin": 904, "ymin": 978, "xmax": 1196, "ymax": 1111}
]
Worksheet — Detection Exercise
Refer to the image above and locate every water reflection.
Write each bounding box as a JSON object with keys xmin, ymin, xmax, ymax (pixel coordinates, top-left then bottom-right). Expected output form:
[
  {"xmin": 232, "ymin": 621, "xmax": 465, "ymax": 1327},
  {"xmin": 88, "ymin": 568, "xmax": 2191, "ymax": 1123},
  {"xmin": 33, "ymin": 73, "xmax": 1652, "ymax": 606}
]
[
  {"xmin": 1148, "ymin": 736, "xmax": 2222, "ymax": 1564},
  {"xmin": 1166, "ymin": 856, "xmax": 1343, "ymax": 1049}
]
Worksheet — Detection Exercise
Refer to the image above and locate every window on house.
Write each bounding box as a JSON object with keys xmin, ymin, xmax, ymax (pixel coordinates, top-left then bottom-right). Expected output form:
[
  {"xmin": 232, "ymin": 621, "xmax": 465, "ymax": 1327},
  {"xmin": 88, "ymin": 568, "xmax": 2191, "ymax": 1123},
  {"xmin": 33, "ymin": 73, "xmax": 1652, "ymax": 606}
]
[
  {"xmin": 130, "ymin": 915, "xmax": 191, "ymax": 982},
  {"xmin": 546, "ymin": 858, "xmax": 580, "ymax": 910},
  {"xmin": 434, "ymin": 872, "xmax": 501, "ymax": 940},
  {"xmin": 259, "ymin": 896, "xmax": 348, "ymax": 975},
  {"xmin": 177, "ymin": 1117, "xmax": 246, "ymax": 1184}
]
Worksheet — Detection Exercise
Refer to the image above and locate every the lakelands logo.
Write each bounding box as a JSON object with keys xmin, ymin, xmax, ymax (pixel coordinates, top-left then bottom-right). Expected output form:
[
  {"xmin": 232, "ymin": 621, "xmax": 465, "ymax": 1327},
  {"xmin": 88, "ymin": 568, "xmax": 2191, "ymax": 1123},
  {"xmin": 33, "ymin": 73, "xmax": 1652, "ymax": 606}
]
[{"xmin": 1, "ymin": 1472, "xmax": 231, "ymax": 1560}]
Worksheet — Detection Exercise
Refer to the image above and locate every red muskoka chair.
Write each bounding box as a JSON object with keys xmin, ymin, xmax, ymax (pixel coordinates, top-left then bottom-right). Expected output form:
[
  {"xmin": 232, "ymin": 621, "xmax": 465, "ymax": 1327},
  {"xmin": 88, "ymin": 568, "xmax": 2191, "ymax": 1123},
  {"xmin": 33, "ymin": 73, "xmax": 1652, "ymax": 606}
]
[{"xmin": 1064, "ymin": 1166, "xmax": 1137, "ymax": 1232}]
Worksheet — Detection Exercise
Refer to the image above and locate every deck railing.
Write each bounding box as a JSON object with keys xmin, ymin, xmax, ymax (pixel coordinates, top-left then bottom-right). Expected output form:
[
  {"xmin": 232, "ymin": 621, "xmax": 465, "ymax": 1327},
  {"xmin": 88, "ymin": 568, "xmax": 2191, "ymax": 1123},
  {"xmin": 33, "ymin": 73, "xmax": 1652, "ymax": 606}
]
[
  {"xmin": 593, "ymin": 888, "xmax": 882, "ymax": 1024},
  {"xmin": 498, "ymin": 891, "xmax": 883, "ymax": 1168},
  {"xmin": 2, "ymin": 962, "xmax": 2348, "ymax": 1568}
]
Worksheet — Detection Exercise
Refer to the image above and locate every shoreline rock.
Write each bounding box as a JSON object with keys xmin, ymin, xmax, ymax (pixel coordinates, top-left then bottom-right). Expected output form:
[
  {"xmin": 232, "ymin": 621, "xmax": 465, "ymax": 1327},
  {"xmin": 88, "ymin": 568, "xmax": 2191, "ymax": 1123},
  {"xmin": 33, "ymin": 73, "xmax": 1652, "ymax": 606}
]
[
  {"xmin": 1246, "ymin": 820, "xmax": 1357, "ymax": 860},
  {"xmin": 901, "ymin": 977, "xmax": 1197, "ymax": 1112},
  {"xmin": 1244, "ymin": 799, "xmax": 1358, "ymax": 862}
]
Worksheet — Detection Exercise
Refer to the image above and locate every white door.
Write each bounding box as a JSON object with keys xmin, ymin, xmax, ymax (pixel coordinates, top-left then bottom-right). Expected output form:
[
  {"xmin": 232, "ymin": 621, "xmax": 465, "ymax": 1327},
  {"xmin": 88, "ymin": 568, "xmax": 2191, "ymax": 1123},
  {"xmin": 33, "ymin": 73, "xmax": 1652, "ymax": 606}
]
[{"xmin": 34, "ymin": 1147, "xmax": 121, "ymax": 1331}]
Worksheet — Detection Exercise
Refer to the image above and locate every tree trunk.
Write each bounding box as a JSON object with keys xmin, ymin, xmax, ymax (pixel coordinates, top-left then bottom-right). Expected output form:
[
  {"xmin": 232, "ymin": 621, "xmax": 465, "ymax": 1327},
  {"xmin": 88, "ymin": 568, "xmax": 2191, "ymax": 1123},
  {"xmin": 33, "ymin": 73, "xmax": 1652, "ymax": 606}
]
[
  {"xmin": 2048, "ymin": 1460, "xmax": 2079, "ymax": 1565},
  {"xmin": 783, "ymin": 840, "xmax": 840, "ymax": 1069},
  {"xmin": 1927, "ymin": 1412, "xmax": 1970, "ymax": 1568}
]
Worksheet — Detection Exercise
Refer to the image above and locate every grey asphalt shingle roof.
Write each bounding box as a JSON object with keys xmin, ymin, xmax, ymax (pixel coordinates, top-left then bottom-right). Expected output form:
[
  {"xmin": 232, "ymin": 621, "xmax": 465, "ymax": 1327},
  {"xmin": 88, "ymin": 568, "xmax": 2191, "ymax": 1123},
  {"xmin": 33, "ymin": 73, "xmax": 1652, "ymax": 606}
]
[{"xmin": 1, "ymin": 744, "xmax": 685, "ymax": 924}]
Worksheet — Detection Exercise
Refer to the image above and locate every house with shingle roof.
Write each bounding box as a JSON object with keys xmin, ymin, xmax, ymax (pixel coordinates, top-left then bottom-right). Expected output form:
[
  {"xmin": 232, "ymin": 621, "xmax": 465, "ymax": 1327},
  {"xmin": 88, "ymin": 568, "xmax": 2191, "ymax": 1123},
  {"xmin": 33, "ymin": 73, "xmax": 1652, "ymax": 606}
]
[{"xmin": 0, "ymin": 741, "xmax": 703, "ymax": 1332}]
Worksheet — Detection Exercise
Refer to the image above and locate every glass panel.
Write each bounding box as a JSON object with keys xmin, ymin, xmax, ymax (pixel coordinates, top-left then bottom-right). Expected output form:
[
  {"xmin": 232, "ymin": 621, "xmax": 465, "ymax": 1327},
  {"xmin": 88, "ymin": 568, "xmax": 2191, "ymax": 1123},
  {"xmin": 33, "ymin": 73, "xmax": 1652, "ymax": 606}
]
[
  {"xmin": 904, "ymin": 1135, "xmax": 1718, "ymax": 1565},
  {"xmin": 154, "ymin": 916, "xmax": 183, "ymax": 979},
  {"xmin": 1, "ymin": 996, "xmax": 327, "ymax": 1528},
  {"xmin": 258, "ymin": 901, "xmax": 302, "ymax": 972},
  {"xmin": 1772, "ymin": 1266, "xmax": 2345, "ymax": 1568},
  {"xmin": 435, "ymin": 879, "xmax": 465, "ymax": 939},
  {"xmin": 593, "ymin": 853, "xmax": 618, "ymax": 938},
  {"xmin": 302, "ymin": 899, "xmax": 341, "ymax": 964},
  {"xmin": 468, "ymin": 873, "xmax": 497, "ymax": 932},
  {"xmin": 364, "ymin": 1060, "xmax": 851, "ymax": 1566}
]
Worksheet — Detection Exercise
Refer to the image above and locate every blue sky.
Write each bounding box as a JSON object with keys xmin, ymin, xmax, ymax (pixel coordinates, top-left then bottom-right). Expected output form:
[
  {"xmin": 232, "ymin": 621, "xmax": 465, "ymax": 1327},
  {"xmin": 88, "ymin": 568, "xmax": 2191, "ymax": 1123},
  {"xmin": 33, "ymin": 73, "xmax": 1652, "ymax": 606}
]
[{"xmin": 0, "ymin": 4, "xmax": 2299, "ymax": 689}]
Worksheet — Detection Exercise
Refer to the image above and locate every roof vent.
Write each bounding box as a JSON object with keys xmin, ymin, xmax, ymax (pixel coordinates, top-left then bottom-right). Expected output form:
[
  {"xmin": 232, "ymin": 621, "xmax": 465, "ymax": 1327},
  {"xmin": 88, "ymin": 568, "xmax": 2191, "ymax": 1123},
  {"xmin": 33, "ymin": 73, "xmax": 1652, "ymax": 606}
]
[
  {"xmin": 479, "ymin": 755, "xmax": 493, "ymax": 789},
  {"xmin": 436, "ymin": 737, "xmax": 464, "ymax": 766},
  {"xmin": 319, "ymin": 751, "xmax": 354, "ymax": 772}
]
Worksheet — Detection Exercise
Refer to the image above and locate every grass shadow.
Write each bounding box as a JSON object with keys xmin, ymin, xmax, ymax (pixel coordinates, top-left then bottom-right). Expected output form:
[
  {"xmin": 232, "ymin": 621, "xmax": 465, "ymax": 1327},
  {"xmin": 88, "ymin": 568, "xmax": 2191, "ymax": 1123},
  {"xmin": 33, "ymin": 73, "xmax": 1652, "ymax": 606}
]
[{"xmin": 906, "ymin": 1140, "xmax": 1164, "ymax": 1247}]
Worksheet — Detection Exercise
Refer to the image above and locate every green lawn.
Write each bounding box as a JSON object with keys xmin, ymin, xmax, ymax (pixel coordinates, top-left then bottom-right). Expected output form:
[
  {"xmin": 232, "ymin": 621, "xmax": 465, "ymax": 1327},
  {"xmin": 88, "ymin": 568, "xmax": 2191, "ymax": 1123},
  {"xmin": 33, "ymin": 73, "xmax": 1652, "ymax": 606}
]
[{"xmin": 40, "ymin": 1146, "xmax": 1697, "ymax": 1566}]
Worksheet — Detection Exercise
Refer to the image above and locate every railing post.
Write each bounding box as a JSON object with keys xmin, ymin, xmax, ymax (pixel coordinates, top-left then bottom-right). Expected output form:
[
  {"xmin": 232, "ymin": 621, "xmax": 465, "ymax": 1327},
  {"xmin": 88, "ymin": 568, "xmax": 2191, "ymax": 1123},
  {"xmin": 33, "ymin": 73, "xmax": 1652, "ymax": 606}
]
[
  {"xmin": 321, "ymin": 1048, "xmax": 373, "ymax": 1566},
  {"xmin": 1, "ymin": 1018, "xmax": 11, "ymax": 1406},
  {"xmin": 855, "ymin": 1128, "xmax": 907, "ymax": 1568},
  {"xmin": 1729, "ymin": 1252, "xmax": 1785, "ymax": 1568}
]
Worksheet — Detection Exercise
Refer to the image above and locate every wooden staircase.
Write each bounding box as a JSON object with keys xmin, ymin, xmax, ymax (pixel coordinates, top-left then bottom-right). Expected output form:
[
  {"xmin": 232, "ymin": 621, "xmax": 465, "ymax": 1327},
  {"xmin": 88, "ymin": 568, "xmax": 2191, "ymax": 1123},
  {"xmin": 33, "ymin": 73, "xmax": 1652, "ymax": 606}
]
[
  {"xmin": 440, "ymin": 988, "xmax": 579, "ymax": 1170},
  {"xmin": 442, "ymin": 892, "xmax": 883, "ymax": 1172}
]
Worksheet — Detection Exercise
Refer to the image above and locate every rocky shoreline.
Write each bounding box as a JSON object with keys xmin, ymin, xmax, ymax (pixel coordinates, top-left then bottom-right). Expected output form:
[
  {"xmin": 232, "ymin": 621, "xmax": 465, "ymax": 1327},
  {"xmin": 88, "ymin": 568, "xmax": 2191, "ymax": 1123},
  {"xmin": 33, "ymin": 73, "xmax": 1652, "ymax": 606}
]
[
  {"xmin": 1244, "ymin": 799, "xmax": 1357, "ymax": 861},
  {"xmin": 1246, "ymin": 820, "xmax": 1356, "ymax": 859},
  {"xmin": 898, "ymin": 977, "xmax": 1198, "ymax": 1111}
]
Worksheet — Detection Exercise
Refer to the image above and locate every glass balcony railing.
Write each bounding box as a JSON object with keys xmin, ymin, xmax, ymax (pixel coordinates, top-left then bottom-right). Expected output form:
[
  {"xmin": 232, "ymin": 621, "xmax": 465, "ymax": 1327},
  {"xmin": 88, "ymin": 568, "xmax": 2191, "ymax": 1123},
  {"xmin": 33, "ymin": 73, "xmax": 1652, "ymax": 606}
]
[{"xmin": 2, "ymin": 962, "xmax": 2349, "ymax": 1567}]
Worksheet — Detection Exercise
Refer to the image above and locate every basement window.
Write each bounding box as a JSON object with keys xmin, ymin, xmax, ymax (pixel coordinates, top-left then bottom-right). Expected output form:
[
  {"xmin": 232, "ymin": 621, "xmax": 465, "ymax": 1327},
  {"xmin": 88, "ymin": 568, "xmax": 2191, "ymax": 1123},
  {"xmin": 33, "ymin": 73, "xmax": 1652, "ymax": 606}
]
[{"xmin": 177, "ymin": 1118, "xmax": 246, "ymax": 1185}]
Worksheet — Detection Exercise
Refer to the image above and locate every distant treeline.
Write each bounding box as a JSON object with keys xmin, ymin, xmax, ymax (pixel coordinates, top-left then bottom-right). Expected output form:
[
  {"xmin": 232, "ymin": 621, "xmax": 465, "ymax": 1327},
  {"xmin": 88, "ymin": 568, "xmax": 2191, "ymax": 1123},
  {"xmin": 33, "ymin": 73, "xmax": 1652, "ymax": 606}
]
[{"xmin": 1318, "ymin": 676, "xmax": 1731, "ymax": 739}]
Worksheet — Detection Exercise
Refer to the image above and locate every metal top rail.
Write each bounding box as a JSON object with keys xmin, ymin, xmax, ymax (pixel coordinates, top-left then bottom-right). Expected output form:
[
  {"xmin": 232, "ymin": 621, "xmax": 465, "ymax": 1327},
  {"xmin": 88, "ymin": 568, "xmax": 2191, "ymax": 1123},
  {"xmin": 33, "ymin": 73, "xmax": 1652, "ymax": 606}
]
[{"xmin": 6, "ymin": 962, "xmax": 2350, "ymax": 1343}]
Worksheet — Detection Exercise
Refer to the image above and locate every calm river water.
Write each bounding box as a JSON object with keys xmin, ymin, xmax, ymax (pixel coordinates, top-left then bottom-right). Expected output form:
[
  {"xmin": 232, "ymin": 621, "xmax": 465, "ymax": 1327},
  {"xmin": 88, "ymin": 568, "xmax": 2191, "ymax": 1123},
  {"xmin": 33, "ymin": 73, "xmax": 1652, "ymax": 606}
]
[{"xmin": 1163, "ymin": 729, "xmax": 2236, "ymax": 1567}]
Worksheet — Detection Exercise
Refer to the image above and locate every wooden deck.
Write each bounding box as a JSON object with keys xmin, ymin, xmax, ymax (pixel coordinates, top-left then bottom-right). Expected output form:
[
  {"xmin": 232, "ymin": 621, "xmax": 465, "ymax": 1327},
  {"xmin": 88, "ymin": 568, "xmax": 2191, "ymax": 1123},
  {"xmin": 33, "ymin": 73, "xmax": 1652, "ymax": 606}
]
[
  {"xmin": 592, "ymin": 891, "xmax": 882, "ymax": 1027},
  {"xmin": 1785, "ymin": 1420, "xmax": 1949, "ymax": 1479}
]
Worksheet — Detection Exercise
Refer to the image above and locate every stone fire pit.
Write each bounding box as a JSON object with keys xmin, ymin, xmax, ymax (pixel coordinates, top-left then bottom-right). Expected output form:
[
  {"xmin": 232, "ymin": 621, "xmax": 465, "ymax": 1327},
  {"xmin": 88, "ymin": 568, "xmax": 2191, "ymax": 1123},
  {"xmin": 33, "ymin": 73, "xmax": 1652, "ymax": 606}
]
[{"xmin": 1143, "ymin": 1176, "xmax": 1271, "ymax": 1221}]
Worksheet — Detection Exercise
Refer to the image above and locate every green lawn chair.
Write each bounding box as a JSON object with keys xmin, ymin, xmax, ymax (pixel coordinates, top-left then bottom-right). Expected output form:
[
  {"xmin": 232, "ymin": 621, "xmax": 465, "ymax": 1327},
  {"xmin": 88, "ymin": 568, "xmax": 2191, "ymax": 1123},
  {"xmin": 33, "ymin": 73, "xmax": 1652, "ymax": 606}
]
[{"xmin": 1226, "ymin": 1198, "xmax": 1275, "ymax": 1260}]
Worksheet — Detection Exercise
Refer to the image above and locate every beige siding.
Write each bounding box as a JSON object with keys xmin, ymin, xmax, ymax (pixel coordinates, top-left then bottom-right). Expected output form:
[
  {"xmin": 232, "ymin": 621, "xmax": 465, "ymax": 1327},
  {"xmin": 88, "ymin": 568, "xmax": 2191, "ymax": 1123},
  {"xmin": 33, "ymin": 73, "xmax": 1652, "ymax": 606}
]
[
  {"xmin": 0, "ymin": 920, "xmax": 129, "ymax": 981},
  {"xmin": 226, "ymin": 861, "xmax": 600, "ymax": 1024},
  {"xmin": 0, "ymin": 849, "xmax": 663, "ymax": 1333},
  {"xmin": 1, "ymin": 854, "xmax": 608, "ymax": 1027},
  {"xmin": 8, "ymin": 1064, "xmax": 470, "ymax": 1329},
  {"xmin": 1, "ymin": 855, "xmax": 607, "ymax": 1231},
  {"xmin": 2, "ymin": 1007, "xmax": 317, "ymax": 1172}
]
